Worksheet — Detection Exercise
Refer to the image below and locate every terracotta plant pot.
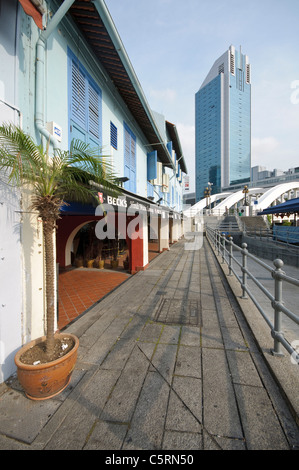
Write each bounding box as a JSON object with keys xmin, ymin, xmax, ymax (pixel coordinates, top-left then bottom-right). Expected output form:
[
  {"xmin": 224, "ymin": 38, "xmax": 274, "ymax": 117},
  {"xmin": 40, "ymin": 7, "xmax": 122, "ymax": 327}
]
[
  {"xmin": 14, "ymin": 333, "xmax": 79, "ymax": 401},
  {"xmin": 75, "ymin": 257, "xmax": 84, "ymax": 268}
]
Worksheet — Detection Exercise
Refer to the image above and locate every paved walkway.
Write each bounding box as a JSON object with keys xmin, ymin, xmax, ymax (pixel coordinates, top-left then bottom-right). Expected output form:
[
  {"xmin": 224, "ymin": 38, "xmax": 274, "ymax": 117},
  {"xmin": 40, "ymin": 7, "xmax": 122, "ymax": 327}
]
[{"xmin": 0, "ymin": 237, "xmax": 298, "ymax": 450}]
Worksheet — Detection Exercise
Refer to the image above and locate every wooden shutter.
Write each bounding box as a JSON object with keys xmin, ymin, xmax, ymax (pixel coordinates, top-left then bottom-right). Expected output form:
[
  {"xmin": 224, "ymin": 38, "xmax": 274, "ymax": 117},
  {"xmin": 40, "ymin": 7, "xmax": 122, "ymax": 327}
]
[
  {"xmin": 71, "ymin": 61, "xmax": 86, "ymax": 129},
  {"xmin": 147, "ymin": 150, "xmax": 157, "ymax": 181},
  {"xmin": 124, "ymin": 123, "xmax": 136, "ymax": 192},
  {"xmin": 110, "ymin": 122, "xmax": 118, "ymax": 149},
  {"xmin": 88, "ymin": 82, "xmax": 100, "ymax": 139}
]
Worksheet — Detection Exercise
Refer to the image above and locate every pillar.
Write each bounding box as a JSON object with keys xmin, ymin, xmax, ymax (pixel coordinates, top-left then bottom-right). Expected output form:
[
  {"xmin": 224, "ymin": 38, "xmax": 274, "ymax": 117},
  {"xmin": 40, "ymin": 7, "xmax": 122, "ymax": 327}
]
[{"xmin": 158, "ymin": 214, "xmax": 169, "ymax": 252}]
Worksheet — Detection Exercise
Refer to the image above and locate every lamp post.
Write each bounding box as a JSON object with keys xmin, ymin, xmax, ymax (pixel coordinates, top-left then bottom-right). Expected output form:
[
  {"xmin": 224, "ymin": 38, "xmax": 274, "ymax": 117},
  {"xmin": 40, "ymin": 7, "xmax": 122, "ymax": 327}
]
[
  {"xmin": 242, "ymin": 185, "xmax": 249, "ymax": 206},
  {"xmin": 204, "ymin": 182, "xmax": 213, "ymax": 212}
]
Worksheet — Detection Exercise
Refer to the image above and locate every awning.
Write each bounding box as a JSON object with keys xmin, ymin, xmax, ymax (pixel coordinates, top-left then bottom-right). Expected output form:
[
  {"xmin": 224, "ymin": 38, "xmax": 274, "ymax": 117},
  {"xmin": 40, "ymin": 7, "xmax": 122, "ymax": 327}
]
[
  {"xmin": 18, "ymin": 0, "xmax": 44, "ymax": 30},
  {"xmin": 258, "ymin": 197, "xmax": 299, "ymax": 215},
  {"xmin": 60, "ymin": 187, "xmax": 179, "ymax": 219}
]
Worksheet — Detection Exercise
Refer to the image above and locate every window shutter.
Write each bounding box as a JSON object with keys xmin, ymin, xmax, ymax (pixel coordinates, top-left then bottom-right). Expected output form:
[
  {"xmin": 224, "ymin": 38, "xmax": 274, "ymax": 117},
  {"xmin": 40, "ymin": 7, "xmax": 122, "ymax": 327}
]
[
  {"xmin": 71, "ymin": 61, "xmax": 86, "ymax": 128},
  {"xmin": 124, "ymin": 123, "xmax": 136, "ymax": 192},
  {"xmin": 110, "ymin": 122, "xmax": 118, "ymax": 149},
  {"xmin": 124, "ymin": 125, "xmax": 131, "ymax": 183},
  {"xmin": 147, "ymin": 150, "xmax": 157, "ymax": 181},
  {"xmin": 88, "ymin": 83, "xmax": 100, "ymax": 139},
  {"xmin": 69, "ymin": 50, "xmax": 102, "ymax": 149}
]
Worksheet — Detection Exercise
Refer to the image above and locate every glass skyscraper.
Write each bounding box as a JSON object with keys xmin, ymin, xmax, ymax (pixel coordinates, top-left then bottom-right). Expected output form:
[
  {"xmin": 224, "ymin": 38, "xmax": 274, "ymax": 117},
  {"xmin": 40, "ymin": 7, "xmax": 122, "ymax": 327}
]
[{"xmin": 195, "ymin": 45, "xmax": 251, "ymax": 201}]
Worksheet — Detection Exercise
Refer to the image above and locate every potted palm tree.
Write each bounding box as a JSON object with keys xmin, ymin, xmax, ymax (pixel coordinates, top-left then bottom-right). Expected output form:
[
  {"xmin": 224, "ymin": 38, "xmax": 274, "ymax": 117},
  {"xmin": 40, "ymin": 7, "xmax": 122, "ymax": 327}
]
[{"xmin": 0, "ymin": 124, "xmax": 118, "ymax": 400}]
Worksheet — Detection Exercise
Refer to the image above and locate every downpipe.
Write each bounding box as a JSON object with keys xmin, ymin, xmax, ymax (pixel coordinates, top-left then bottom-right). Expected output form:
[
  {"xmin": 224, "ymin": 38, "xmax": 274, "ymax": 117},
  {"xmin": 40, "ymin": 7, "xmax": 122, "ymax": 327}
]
[{"xmin": 35, "ymin": 0, "xmax": 75, "ymax": 150}]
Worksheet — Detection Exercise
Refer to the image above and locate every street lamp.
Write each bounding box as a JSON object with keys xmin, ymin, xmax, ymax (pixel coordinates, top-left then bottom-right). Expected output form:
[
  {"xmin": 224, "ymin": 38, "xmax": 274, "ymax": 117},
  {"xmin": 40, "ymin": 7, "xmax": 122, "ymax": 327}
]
[
  {"xmin": 242, "ymin": 185, "xmax": 249, "ymax": 206},
  {"xmin": 204, "ymin": 182, "xmax": 213, "ymax": 211}
]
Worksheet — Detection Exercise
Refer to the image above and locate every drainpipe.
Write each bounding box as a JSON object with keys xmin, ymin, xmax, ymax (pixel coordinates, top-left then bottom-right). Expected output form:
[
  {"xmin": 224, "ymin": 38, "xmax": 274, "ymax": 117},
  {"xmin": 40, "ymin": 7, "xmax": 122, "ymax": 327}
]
[{"xmin": 35, "ymin": 0, "xmax": 75, "ymax": 150}]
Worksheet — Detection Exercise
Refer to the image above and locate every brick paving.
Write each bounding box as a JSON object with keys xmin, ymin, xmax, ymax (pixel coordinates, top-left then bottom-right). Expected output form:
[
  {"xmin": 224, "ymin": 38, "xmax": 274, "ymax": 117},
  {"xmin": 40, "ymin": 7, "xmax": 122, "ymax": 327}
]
[
  {"xmin": 58, "ymin": 242, "xmax": 161, "ymax": 330},
  {"xmin": 58, "ymin": 269, "xmax": 130, "ymax": 330}
]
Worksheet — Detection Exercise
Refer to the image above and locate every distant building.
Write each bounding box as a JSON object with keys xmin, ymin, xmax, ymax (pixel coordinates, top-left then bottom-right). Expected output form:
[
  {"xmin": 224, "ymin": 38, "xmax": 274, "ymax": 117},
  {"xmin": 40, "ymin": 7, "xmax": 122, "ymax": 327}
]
[
  {"xmin": 195, "ymin": 45, "xmax": 251, "ymax": 201},
  {"xmin": 249, "ymin": 165, "xmax": 299, "ymax": 188},
  {"xmin": 183, "ymin": 192, "xmax": 196, "ymax": 207}
]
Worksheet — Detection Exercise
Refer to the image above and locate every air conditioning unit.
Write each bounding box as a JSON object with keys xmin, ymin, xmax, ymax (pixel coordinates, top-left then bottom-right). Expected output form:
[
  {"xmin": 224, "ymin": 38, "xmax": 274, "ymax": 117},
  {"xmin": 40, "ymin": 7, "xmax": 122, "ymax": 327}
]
[
  {"xmin": 46, "ymin": 121, "xmax": 62, "ymax": 142},
  {"xmin": 30, "ymin": 0, "xmax": 46, "ymax": 14},
  {"xmin": 151, "ymin": 161, "xmax": 163, "ymax": 186},
  {"xmin": 162, "ymin": 174, "xmax": 169, "ymax": 193}
]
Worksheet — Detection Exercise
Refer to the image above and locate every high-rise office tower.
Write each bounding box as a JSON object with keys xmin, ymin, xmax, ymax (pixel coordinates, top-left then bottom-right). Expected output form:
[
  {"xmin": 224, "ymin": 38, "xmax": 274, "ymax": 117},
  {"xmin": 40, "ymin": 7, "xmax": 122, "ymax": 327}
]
[{"xmin": 195, "ymin": 45, "xmax": 251, "ymax": 201}]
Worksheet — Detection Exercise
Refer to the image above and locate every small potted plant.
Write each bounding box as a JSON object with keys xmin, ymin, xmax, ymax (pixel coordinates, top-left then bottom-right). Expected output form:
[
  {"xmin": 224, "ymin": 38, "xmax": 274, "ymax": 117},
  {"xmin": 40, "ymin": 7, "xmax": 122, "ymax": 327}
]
[
  {"xmin": 86, "ymin": 258, "xmax": 95, "ymax": 268},
  {"xmin": 0, "ymin": 124, "xmax": 118, "ymax": 400},
  {"xmin": 123, "ymin": 255, "xmax": 129, "ymax": 271},
  {"xmin": 110, "ymin": 239, "xmax": 119, "ymax": 269},
  {"xmin": 94, "ymin": 240, "xmax": 104, "ymax": 269},
  {"xmin": 75, "ymin": 255, "xmax": 84, "ymax": 268}
]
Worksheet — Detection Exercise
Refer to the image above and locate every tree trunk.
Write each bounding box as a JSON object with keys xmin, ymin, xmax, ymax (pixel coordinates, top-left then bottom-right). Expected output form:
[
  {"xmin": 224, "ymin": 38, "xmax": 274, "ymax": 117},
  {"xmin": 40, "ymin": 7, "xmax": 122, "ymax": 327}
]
[{"xmin": 43, "ymin": 221, "xmax": 56, "ymax": 357}]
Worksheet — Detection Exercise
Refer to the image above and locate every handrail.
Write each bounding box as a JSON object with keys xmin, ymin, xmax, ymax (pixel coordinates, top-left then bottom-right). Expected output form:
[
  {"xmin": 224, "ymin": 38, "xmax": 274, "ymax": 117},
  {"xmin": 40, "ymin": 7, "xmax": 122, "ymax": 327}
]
[{"xmin": 206, "ymin": 226, "xmax": 299, "ymax": 364}]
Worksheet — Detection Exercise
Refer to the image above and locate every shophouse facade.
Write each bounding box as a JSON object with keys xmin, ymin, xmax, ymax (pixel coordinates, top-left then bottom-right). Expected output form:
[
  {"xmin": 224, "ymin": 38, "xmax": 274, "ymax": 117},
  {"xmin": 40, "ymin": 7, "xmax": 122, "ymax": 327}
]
[{"xmin": 0, "ymin": 0, "xmax": 187, "ymax": 382}]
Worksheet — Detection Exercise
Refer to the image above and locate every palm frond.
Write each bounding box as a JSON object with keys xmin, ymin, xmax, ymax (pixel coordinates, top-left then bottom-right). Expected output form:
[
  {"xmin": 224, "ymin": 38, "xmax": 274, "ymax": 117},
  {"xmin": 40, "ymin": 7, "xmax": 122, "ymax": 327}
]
[
  {"xmin": 0, "ymin": 123, "xmax": 44, "ymax": 186},
  {"xmin": 0, "ymin": 126, "xmax": 120, "ymax": 208}
]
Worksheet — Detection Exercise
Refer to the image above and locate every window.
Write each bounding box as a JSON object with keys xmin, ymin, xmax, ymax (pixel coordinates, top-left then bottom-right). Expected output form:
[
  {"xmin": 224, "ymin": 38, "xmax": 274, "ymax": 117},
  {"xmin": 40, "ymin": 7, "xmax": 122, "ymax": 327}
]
[
  {"xmin": 68, "ymin": 48, "xmax": 102, "ymax": 149},
  {"xmin": 110, "ymin": 121, "xmax": 118, "ymax": 149}
]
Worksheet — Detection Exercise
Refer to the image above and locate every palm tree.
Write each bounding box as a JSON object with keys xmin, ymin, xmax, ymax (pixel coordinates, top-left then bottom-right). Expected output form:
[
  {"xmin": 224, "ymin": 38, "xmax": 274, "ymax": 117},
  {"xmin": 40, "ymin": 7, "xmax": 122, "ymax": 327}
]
[{"xmin": 0, "ymin": 123, "xmax": 119, "ymax": 360}]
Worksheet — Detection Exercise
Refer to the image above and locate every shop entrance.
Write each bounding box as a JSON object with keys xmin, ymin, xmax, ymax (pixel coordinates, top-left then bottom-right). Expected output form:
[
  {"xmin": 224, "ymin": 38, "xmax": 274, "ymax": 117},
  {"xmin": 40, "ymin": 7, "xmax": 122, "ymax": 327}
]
[{"xmin": 72, "ymin": 221, "xmax": 129, "ymax": 271}]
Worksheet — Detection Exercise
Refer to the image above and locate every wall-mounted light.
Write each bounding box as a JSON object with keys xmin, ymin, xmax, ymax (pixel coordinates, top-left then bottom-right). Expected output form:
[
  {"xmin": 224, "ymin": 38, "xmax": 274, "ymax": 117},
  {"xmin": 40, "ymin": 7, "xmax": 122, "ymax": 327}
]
[{"xmin": 115, "ymin": 176, "xmax": 129, "ymax": 187}]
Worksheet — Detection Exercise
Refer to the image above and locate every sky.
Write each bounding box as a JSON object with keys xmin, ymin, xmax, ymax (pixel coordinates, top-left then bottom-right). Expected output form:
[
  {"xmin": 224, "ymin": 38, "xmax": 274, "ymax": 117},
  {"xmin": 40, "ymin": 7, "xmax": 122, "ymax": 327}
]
[{"xmin": 104, "ymin": 0, "xmax": 299, "ymax": 192}]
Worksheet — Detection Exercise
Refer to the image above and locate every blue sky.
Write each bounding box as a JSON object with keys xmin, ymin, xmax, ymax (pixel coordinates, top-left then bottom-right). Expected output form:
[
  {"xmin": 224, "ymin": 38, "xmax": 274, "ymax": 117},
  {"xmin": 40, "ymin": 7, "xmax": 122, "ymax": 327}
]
[{"xmin": 104, "ymin": 0, "xmax": 299, "ymax": 191}]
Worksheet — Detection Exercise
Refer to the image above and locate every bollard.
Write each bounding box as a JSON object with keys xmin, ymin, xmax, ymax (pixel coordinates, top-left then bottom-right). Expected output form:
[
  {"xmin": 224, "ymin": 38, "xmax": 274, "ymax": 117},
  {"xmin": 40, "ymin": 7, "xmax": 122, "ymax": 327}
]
[
  {"xmin": 241, "ymin": 243, "xmax": 248, "ymax": 299},
  {"xmin": 271, "ymin": 259, "xmax": 285, "ymax": 356}
]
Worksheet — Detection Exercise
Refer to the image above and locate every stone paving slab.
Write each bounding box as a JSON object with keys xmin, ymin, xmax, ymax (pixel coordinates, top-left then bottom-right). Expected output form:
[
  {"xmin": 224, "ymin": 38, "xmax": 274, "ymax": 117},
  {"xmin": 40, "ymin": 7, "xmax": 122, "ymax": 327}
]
[{"xmin": 0, "ymin": 237, "xmax": 298, "ymax": 451}]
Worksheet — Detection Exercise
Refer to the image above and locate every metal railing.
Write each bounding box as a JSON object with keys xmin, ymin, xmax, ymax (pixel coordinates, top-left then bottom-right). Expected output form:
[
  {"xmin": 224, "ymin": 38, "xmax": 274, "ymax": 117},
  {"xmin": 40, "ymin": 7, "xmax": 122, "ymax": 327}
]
[{"xmin": 206, "ymin": 226, "xmax": 299, "ymax": 363}]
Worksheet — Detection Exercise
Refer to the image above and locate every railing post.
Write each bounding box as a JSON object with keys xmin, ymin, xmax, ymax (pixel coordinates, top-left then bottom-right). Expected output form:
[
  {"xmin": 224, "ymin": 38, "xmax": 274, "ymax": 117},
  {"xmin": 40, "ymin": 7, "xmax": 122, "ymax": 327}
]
[
  {"xmin": 228, "ymin": 236, "xmax": 233, "ymax": 275},
  {"xmin": 217, "ymin": 230, "xmax": 220, "ymax": 255},
  {"xmin": 271, "ymin": 259, "xmax": 285, "ymax": 356},
  {"xmin": 241, "ymin": 243, "xmax": 248, "ymax": 299},
  {"xmin": 222, "ymin": 234, "xmax": 225, "ymax": 264}
]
